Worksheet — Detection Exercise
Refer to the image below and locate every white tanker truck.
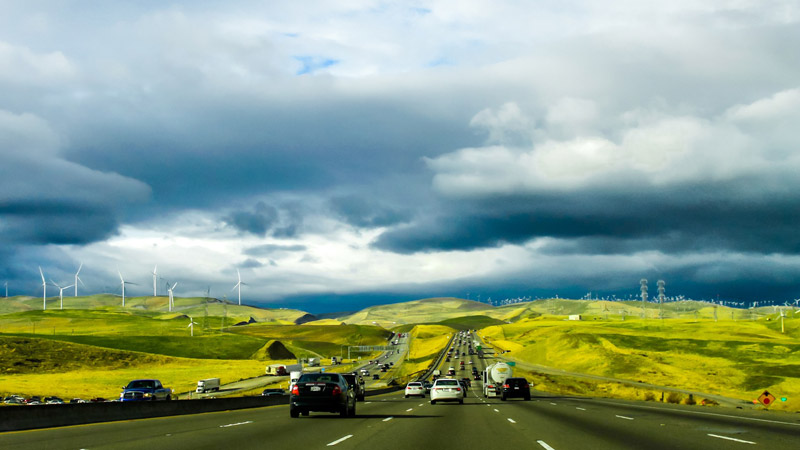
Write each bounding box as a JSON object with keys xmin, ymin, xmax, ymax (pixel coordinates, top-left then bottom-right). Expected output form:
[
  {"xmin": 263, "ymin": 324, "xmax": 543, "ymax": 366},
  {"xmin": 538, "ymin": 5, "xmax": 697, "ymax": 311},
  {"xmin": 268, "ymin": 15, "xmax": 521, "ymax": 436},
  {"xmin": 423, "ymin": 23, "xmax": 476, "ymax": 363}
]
[{"xmin": 482, "ymin": 362, "xmax": 512, "ymax": 398}]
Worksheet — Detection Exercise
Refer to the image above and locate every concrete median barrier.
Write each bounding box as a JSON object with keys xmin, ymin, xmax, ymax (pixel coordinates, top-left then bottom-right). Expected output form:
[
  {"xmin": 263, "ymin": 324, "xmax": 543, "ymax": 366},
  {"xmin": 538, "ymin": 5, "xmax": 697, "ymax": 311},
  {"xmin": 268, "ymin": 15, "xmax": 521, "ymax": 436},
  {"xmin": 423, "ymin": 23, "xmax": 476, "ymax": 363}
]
[{"xmin": 0, "ymin": 386, "xmax": 405, "ymax": 432}]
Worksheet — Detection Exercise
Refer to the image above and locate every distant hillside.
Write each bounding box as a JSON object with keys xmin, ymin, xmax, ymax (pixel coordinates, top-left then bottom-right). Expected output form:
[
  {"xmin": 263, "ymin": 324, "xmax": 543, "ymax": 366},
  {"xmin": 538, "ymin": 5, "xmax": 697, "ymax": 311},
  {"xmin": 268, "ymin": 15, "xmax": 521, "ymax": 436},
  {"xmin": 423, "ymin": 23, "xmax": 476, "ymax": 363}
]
[
  {"xmin": 337, "ymin": 297, "xmax": 494, "ymax": 325},
  {"xmin": 0, "ymin": 295, "xmax": 310, "ymax": 324}
]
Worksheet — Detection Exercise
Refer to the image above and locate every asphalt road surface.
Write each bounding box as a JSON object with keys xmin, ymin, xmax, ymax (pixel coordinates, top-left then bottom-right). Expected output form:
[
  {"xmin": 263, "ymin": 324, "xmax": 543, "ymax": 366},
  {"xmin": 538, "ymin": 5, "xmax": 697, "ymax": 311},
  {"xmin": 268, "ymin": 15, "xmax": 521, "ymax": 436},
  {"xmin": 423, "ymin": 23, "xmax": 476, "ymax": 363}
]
[{"xmin": 2, "ymin": 333, "xmax": 798, "ymax": 449}]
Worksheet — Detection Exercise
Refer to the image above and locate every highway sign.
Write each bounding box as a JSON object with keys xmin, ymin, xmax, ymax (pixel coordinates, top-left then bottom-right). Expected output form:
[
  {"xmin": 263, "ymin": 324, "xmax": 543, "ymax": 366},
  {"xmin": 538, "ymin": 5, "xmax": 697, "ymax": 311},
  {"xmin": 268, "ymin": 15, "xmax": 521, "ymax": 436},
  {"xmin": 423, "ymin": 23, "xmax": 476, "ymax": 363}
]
[{"xmin": 758, "ymin": 390, "xmax": 776, "ymax": 406}]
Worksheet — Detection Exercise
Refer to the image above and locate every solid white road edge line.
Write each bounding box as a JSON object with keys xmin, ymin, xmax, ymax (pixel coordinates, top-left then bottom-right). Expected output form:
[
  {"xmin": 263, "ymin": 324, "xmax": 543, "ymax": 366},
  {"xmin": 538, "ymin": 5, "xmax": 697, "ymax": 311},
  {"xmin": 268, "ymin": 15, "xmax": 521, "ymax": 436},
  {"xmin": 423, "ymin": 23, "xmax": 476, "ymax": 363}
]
[
  {"xmin": 616, "ymin": 415, "xmax": 634, "ymax": 420},
  {"xmin": 327, "ymin": 435, "xmax": 354, "ymax": 446},
  {"xmin": 707, "ymin": 434, "xmax": 756, "ymax": 445},
  {"xmin": 538, "ymin": 440, "xmax": 556, "ymax": 450},
  {"xmin": 220, "ymin": 421, "xmax": 253, "ymax": 428},
  {"xmin": 383, "ymin": 417, "xmax": 394, "ymax": 422},
  {"xmin": 590, "ymin": 399, "xmax": 800, "ymax": 427}
]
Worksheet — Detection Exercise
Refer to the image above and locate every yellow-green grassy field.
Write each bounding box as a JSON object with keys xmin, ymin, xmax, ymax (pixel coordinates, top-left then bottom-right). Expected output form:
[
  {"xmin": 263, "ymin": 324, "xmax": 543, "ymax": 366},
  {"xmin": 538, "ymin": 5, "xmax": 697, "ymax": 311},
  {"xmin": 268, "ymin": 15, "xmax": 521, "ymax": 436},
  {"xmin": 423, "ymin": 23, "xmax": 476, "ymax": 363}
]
[{"xmin": 480, "ymin": 315, "xmax": 800, "ymax": 411}]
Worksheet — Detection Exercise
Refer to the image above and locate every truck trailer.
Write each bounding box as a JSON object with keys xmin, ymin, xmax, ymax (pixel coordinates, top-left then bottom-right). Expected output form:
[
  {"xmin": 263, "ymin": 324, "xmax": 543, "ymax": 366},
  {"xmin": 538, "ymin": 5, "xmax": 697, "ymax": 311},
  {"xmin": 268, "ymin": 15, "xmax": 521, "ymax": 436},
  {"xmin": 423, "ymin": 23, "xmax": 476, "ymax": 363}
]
[
  {"xmin": 482, "ymin": 362, "xmax": 512, "ymax": 398},
  {"xmin": 196, "ymin": 378, "xmax": 220, "ymax": 393}
]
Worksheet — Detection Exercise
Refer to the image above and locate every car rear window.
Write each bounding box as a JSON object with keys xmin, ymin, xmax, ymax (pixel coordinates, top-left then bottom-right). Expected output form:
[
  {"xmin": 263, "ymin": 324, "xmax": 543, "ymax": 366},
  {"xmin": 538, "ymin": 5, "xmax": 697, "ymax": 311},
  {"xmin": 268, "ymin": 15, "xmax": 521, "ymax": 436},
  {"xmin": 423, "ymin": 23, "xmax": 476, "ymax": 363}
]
[
  {"xmin": 435, "ymin": 380, "xmax": 458, "ymax": 386},
  {"xmin": 407, "ymin": 382, "xmax": 422, "ymax": 387},
  {"xmin": 299, "ymin": 373, "xmax": 340, "ymax": 383}
]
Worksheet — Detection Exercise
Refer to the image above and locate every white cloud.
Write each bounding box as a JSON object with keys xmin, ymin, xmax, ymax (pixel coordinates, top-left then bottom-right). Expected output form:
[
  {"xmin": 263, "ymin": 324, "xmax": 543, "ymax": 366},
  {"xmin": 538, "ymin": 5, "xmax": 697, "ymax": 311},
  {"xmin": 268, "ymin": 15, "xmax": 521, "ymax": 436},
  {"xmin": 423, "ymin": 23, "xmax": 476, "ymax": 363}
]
[{"xmin": 0, "ymin": 41, "xmax": 76, "ymax": 85}]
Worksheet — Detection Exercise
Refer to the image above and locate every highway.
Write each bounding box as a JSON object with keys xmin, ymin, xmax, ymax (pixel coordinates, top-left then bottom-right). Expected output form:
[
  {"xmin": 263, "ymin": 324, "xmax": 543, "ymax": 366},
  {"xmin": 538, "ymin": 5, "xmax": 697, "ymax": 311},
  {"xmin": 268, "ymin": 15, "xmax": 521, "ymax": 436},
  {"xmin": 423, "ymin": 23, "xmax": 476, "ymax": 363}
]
[{"xmin": 2, "ymin": 333, "xmax": 799, "ymax": 449}]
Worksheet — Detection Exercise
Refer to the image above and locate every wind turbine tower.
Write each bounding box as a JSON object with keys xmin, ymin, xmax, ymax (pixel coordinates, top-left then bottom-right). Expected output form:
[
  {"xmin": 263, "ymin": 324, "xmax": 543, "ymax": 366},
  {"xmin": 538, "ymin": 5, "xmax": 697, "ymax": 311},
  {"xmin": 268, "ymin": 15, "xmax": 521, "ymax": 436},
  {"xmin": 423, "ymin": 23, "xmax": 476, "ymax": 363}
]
[
  {"xmin": 118, "ymin": 270, "xmax": 137, "ymax": 307},
  {"xmin": 152, "ymin": 265, "xmax": 158, "ymax": 297},
  {"xmin": 187, "ymin": 316, "xmax": 198, "ymax": 336},
  {"xmin": 74, "ymin": 263, "xmax": 84, "ymax": 297},
  {"xmin": 53, "ymin": 281, "xmax": 74, "ymax": 310},
  {"xmin": 4, "ymin": 281, "xmax": 7, "ymax": 298},
  {"xmin": 167, "ymin": 282, "xmax": 177, "ymax": 312},
  {"xmin": 39, "ymin": 267, "xmax": 47, "ymax": 310},
  {"xmin": 232, "ymin": 269, "xmax": 246, "ymax": 306}
]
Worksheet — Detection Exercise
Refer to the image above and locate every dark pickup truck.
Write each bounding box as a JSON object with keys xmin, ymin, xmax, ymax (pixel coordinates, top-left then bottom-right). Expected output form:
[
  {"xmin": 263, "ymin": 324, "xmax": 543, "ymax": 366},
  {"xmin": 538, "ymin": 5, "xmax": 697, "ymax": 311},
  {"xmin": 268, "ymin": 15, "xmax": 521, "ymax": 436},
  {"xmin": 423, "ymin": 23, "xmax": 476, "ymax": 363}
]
[{"xmin": 120, "ymin": 379, "xmax": 172, "ymax": 401}]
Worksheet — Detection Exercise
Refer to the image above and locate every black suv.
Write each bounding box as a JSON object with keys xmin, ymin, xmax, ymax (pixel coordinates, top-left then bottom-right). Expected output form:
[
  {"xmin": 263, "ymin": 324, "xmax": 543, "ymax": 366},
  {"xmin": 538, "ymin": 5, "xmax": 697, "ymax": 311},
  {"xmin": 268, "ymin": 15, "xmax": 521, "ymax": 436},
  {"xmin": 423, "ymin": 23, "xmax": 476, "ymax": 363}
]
[
  {"xmin": 340, "ymin": 372, "xmax": 366, "ymax": 401},
  {"xmin": 501, "ymin": 377, "xmax": 531, "ymax": 401}
]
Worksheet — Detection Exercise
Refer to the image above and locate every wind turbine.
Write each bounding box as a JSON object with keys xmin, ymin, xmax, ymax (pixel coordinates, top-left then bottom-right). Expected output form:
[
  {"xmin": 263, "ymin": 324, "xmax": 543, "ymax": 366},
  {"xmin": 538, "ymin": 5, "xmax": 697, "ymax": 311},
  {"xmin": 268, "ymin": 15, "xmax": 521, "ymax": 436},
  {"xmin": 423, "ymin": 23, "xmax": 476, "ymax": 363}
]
[
  {"xmin": 39, "ymin": 267, "xmax": 47, "ymax": 310},
  {"xmin": 118, "ymin": 270, "xmax": 138, "ymax": 307},
  {"xmin": 167, "ymin": 282, "xmax": 178, "ymax": 312},
  {"xmin": 74, "ymin": 263, "xmax": 84, "ymax": 297},
  {"xmin": 52, "ymin": 281, "xmax": 74, "ymax": 310},
  {"xmin": 152, "ymin": 265, "xmax": 158, "ymax": 297},
  {"xmin": 231, "ymin": 269, "xmax": 246, "ymax": 306},
  {"xmin": 187, "ymin": 316, "xmax": 198, "ymax": 336}
]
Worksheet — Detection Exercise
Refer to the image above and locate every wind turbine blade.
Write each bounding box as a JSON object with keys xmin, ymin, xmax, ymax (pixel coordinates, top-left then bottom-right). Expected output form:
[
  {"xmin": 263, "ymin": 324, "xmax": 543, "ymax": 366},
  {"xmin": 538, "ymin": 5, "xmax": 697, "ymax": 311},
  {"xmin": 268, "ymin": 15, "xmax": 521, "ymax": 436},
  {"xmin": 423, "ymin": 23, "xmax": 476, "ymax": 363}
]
[
  {"xmin": 118, "ymin": 270, "xmax": 124, "ymax": 282},
  {"xmin": 172, "ymin": 282, "xmax": 178, "ymax": 290},
  {"xmin": 76, "ymin": 262, "xmax": 83, "ymax": 276},
  {"xmin": 64, "ymin": 284, "xmax": 74, "ymax": 289},
  {"xmin": 77, "ymin": 276, "xmax": 86, "ymax": 287},
  {"xmin": 153, "ymin": 264, "xmax": 157, "ymax": 275},
  {"xmin": 39, "ymin": 266, "xmax": 45, "ymax": 283},
  {"xmin": 237, "ymin": 269, "xmax": 241, "ymax": 282}
]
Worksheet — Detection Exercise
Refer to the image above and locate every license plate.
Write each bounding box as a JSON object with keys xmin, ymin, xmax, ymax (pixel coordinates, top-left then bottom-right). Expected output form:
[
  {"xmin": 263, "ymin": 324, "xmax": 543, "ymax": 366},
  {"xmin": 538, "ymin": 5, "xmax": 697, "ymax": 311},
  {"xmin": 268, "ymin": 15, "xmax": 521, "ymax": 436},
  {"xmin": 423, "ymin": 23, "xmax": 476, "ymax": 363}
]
[
  {"xmin": 310, "ymin": 386, "xmax": 321, "ymax": 392},
  {"xmin": 514, "ymin": 387, "xmax": 519, "ymax": 390}
]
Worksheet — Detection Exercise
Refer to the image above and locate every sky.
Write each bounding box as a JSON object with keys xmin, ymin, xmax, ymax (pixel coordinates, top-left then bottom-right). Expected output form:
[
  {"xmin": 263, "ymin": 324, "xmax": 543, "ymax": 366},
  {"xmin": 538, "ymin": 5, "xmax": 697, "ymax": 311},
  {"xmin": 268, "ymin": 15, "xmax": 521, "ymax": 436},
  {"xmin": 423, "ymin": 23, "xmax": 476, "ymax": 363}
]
[{"xmin": 1, "ymin": 1, "xmax": 800, "ymax": 312}]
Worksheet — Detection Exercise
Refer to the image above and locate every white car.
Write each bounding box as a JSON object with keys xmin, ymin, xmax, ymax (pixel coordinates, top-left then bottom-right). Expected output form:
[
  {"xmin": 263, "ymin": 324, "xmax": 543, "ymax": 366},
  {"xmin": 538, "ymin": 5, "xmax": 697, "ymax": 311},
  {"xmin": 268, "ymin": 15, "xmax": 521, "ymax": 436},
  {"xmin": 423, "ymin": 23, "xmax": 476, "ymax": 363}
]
[
  {"xmin": 430, "ymin": 378, "xmax": 463, "ymax": 404},
  {"xmin": 405, "ymin": 382, "xmax": 425, "ymax": 398}
]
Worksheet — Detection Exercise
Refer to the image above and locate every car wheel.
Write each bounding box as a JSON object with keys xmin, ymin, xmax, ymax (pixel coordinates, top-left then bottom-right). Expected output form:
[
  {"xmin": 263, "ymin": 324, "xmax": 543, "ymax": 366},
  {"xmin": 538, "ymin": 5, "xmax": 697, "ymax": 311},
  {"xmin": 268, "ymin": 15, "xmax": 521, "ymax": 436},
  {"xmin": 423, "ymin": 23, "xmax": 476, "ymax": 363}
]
[
  {"xmin": 525, "ymin": 395, "xmax": 531, "ymax": 401},
  {"xmin": 459, "ymin": 399, "xmax": 464, "ymax": 404},
  {"xmin": 165, "ymin": 395, "xmax": 171, "ymax": 401},
  {"xmin": 340, "ymin": 404, "xmax": 349, "ymax": 417},
  {"xmin": 302, "ymin": 411, "xmax": 309, "ymax": 416},
  {"xmin": 358, "ymin": 394, "xmax": 365, "ymax": 402},
  {"xmin": 430, "ymin": 400, "xmax": 436, "ymax": 405},
  {"xmin": 350, "ymin": 401, "xmax": 356, "ymax": 417},
  {"xmin": 290, "ymin": 408, "xmax": 299, "ymax": 418},
  {"xmin": 405, "ymin": 395, "xmax": 409, "ymax": 398},
  {"xmin": 501, "ymin": 396, "xmax": 506, "ymax": 401}
]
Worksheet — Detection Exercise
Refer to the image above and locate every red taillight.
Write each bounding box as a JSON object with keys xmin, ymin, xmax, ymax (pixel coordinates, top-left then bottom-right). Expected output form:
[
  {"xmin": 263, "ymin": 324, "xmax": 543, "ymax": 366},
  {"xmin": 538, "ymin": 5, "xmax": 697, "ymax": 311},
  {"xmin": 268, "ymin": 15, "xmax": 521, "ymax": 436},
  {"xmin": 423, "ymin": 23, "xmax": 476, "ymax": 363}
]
[
  {"xmin": 503, "ymin": 384, "xmax": 510, "ymax": 389},
  {"xmin": 331, "ymin": 385, "xmax": 342, "ymax": 396},
  {"xmin": 291, "ymin": 385, "xmax": 299, "ymax": 395},
  {"xmin": 456, "ymin": 387, "xmax": 461, "ymax": 392}
]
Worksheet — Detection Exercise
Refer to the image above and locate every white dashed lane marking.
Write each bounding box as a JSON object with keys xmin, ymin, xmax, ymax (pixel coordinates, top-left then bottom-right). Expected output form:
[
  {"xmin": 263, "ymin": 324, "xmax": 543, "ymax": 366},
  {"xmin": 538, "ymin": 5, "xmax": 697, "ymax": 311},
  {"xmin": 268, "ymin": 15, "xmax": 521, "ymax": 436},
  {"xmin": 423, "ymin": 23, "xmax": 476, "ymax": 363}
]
[
  {"xmin": 707, "ymin": 434, "xmax": 756, "ymax": 445},
  {"xmin": 406, "ymin": 408, "xmax": 413, "ymax": 412},
  {"xmin": 616, "ymin": 415, "xmax": 634, "ymax": 420},
  {"xmin": 576, "ymin": 407, "xmax": 586, "ymax": 411},
  {"xmin": 494, "ymin": 409, "xmax": 500, "ymax": 412},
  {"xmin": 538, "ymin": 440, "xmax": 556, "ymax": 450},
  {"xmin": 220, "ymin": 421, "xmax": 253, "ymax": 428},
  {"xmin": 383, "ymin": 417, "xmax": 393, "ymax": 422},
  {"xmin": 507, "ymin": 418, "xmax": 516, "ymax": 424},
  {"xmin": 327, "ymin": 435, "xmax": 354, "ymax": 446}
]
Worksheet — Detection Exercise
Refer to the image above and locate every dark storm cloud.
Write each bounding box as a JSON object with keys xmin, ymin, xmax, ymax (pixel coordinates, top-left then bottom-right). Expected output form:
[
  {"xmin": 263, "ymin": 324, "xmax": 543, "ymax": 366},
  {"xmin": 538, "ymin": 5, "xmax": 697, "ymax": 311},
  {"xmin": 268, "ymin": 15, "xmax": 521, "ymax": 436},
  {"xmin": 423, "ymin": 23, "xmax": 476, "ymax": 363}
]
[
  {"xmin": 224, "ymin": 202, "xmax": 279, "ymax": 237},
  {"xmin": 329, "ymin": 195, "xmax": 411, "ymax": 228},
  {"xmin": 0, "ymin": 111, "xmax": 151, "ymax": 246},
  {"xmin": 374, "ymin": 178, "xmax": 800, "ymax": 256},
  {"xmin": 244, "ymin": 244, "xmax": 307, "ymax": 257}
]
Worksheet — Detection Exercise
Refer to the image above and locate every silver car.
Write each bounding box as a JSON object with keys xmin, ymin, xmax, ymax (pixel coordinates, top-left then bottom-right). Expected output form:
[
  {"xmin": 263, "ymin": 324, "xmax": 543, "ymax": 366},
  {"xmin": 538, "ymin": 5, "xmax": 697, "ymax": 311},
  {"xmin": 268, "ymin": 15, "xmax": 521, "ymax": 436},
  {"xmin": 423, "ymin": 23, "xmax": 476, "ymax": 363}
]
[
  {"xmin": 405, "ymin": 382, "xmax": 425, "ymax": 398},
  {"xmin": 430, "ymin": 378, "xmax": 463, "ymax": 404}
]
